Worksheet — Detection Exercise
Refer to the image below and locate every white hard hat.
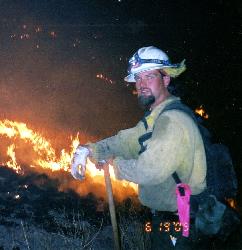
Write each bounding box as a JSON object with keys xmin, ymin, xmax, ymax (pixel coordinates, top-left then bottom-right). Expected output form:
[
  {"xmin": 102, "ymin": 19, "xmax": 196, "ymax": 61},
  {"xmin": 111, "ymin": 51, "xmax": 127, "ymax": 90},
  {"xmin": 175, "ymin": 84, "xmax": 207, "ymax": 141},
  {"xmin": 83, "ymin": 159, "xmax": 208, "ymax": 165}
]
[{"xmin": 125, "ymin": 46, "xmax": 186, "ymax": 82}]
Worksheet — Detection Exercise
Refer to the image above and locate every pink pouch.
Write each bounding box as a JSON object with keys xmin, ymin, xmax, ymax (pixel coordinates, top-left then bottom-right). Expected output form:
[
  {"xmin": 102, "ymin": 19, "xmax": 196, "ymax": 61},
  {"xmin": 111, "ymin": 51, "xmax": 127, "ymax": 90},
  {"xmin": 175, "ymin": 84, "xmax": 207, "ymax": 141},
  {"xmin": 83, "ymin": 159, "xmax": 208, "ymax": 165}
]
[{"xmin": 176, "ymin": 183, "xmax": 192, "ymax": 237}]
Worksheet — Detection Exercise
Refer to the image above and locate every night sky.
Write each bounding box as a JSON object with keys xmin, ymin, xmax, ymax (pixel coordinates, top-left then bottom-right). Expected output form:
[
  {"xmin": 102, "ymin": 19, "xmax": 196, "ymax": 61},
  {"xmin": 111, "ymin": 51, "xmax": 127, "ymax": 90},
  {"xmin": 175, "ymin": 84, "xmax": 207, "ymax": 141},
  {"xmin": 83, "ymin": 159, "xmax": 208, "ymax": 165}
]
[{"xmin": 0, "ymin": 1, "xmax": 241, "ymax": 203}]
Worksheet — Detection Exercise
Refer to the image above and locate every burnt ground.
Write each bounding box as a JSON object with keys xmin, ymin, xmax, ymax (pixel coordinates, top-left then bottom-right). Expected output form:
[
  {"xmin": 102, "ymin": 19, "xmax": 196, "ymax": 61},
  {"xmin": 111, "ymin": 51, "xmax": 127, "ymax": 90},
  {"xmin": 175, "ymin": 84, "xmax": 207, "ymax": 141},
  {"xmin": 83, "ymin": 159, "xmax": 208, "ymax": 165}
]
[
  {"xmin": 0, "ymin": 166, "xmax": 150, "ymax": 250},
  {"xmin": 0, "ymin": 166, "xmax": 241, "ymax": 250}
]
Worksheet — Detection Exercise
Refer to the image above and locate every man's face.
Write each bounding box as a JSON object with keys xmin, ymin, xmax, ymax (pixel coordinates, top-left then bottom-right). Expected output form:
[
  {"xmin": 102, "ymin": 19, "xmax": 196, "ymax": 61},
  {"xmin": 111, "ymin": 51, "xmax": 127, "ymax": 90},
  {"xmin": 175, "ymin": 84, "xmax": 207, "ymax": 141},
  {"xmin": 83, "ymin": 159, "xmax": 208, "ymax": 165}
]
[{"xmin": 134, "ymin": 69, "xmax": 169, "ymax": 109}]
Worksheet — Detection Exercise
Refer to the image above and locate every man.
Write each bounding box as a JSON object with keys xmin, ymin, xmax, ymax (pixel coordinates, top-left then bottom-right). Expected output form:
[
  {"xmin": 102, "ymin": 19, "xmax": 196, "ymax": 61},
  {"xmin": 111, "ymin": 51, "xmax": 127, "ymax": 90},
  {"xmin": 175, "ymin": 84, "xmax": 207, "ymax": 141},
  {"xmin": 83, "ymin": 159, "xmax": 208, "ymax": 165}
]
[{"xmin": 71, "ymin": 46, "xmax": 207, "ymax": 249}]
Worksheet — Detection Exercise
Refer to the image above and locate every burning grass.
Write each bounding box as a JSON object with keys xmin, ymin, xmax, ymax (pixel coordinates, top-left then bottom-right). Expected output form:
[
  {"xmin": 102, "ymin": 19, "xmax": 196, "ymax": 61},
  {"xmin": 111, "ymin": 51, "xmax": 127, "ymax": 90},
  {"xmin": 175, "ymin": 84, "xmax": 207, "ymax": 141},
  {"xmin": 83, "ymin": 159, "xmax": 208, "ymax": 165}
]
[{"xmin": 0, "ymin": 119, "xmax": 137, "ymax": 201}]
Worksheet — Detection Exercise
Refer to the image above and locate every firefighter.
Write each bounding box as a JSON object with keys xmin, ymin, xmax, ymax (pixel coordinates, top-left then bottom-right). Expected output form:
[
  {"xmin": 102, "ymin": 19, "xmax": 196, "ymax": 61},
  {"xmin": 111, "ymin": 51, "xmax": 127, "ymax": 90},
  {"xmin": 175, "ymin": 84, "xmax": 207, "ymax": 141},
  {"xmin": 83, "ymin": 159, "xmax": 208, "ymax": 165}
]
[{"xmin": 71, "ymin": 46, "xmax": 207, "ymax": 249}]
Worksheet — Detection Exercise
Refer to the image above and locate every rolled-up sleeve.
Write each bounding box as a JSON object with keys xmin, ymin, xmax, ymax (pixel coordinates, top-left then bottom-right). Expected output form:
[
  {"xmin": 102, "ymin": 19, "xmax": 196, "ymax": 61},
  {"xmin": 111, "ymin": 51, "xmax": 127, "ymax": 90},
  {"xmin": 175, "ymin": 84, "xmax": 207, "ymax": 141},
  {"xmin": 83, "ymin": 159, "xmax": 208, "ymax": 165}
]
[{"xmin": 113, "ymin": 113, "xmax": 185, "ymax": 185}]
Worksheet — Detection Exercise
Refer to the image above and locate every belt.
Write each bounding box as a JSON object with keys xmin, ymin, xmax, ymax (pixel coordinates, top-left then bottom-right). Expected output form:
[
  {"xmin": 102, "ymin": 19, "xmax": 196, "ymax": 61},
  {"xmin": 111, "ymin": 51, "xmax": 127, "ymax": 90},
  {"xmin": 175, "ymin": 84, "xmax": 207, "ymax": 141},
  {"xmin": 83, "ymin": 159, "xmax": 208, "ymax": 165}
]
[
  {"xmin": 152, "ymin": 210, "xmax": 179, "ymax": 221},
  {"xmin": 152, "ymin": 210, "xmax": 195, "ymax": 225}
]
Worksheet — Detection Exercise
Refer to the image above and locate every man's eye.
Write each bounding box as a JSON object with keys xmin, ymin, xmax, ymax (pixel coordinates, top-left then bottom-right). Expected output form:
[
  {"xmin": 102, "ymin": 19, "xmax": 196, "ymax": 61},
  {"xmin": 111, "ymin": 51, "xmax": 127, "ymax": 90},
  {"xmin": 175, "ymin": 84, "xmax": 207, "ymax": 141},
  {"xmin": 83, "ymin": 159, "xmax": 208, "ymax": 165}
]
[{"xmin": 147, "ymin": 75, "xmax": 155, "ymax": 80}]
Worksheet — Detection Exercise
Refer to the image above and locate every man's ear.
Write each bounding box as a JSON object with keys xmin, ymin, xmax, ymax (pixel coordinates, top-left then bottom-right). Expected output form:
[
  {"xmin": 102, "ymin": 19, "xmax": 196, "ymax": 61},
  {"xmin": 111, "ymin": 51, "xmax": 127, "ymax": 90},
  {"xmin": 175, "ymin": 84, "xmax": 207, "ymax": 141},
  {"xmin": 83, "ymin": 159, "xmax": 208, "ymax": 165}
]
[{"xmin": 163, "ymin": 75, "xmax": 171, "ymax": 87}]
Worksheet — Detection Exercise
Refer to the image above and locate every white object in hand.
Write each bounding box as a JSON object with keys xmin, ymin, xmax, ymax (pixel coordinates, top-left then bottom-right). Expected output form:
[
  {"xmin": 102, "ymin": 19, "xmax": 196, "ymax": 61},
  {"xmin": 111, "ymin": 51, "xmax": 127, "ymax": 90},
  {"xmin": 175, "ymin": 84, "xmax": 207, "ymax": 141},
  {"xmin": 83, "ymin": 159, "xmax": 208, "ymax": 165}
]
[{"xmin": 71, "ymin": 146, "xmax": 89, "ymax": 180}]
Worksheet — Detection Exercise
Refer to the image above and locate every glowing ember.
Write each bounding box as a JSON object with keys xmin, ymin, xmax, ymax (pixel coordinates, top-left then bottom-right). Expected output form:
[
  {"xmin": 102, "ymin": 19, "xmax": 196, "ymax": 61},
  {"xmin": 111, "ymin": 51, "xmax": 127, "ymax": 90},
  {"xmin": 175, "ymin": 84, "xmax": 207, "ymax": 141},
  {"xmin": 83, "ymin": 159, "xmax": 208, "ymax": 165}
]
[
  {"xmin": 20, "ymin": 34, "xmax": 30, "ymax": 40},
  {"xmin": 35, "ymin": 26, "xmax": 42, "ymax": 33},
  {"xmin": 226, "ymin": 198, "xmax": 237, "ymax": 209},
  {"xmin": 50, "ymin": 31, "xmax": 57, "ymax": 38},
  {"xmin": 195, "ymin": 105, "xmax": 209, "ymax": 119},
  {"xmin": 0, "ymin": 119, "xmax": 137, "ymax": 198},
  {"xmin": 96, "ymin": 73, "xmax": 114, "ymax": 84},
  {"xmin": 132, "ymin": 90, "xmax": 138, "ymax": 95}
]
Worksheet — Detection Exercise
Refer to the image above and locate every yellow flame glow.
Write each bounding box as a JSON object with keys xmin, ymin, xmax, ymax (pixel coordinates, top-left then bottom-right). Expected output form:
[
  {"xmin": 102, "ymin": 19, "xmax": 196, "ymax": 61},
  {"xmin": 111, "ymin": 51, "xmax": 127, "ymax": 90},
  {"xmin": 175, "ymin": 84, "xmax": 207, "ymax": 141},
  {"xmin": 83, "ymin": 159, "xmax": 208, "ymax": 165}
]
[
  {"xmin": 6, "ymin": 144, "xmax": 21, "ymax": 173},
  {"xmin": 0, "ymin": 119, "xmax": 137, "ymax": 194}
]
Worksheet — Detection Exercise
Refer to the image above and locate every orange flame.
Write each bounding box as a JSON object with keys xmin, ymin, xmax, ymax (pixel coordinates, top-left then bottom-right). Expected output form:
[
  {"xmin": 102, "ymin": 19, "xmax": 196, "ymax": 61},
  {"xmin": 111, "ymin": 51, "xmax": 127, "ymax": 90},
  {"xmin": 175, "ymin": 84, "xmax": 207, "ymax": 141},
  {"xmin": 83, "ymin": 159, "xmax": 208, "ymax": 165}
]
[
  {"xmin": 6, "ymin": 144, "xmax": 21, "ymax": 173},
  {"xmin": 0, "ymin": 119, "xmax": 137, "ymax": 199},
  {"xmin": 195, "ymin": 106, "xmax": 209, "ymax": 119},
  {"xmin": 226, "ymin": 198, "xmax": 237, "ymax": 209}
]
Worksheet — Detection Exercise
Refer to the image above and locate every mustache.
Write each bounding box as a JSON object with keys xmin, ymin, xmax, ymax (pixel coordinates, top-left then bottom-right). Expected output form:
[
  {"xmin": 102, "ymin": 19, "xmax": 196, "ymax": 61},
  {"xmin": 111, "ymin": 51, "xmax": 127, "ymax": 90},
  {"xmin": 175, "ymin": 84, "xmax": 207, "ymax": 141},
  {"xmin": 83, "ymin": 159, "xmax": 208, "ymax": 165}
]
[
  {"xmin": 137, "ymin": 88, "xmax": 152, "ymax": 95},
  {"xmin": 137, "ymin": 87, "xmax": 150, "ymax": 92}
]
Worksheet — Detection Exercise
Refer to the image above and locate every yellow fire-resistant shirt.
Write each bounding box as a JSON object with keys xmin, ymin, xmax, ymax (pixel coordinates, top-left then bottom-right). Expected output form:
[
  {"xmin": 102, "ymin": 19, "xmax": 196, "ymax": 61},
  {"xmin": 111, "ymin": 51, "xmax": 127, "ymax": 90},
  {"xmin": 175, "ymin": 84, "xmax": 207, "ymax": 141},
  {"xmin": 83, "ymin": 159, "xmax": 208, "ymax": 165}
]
[{"xmin": 88, "ymin": 95, "xmax": 207, "ymax": 211}]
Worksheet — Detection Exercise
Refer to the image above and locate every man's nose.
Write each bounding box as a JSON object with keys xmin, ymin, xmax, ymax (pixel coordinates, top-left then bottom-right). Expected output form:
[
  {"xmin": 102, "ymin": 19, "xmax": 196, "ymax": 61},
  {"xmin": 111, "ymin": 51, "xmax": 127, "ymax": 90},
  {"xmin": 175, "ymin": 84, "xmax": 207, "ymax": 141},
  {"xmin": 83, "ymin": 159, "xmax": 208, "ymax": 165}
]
[{"xmin": 139, "ymin": 78, "xmax": 147, "ymax": 88}]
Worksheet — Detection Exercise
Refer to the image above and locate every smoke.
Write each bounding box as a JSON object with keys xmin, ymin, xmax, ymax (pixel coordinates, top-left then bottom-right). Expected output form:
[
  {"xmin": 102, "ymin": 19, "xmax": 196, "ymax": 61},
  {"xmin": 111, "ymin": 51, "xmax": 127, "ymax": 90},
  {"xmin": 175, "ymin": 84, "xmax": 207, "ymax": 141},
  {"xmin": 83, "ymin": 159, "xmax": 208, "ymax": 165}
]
[
  {"xmin": 0, "ymin": 39, "xmax": 140, "ymax": 147},
  {"xmin": 0, "ymin": 27, "xmax": 141, "ymax": 201}
]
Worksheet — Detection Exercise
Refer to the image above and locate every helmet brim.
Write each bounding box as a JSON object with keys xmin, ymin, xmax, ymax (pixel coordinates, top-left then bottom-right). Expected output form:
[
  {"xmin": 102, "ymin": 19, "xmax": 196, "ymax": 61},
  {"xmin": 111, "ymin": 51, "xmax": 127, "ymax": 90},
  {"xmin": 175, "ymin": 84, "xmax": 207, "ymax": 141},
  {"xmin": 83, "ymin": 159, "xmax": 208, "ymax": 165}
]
[
  {"xmin": 124, "ymin": 60, "xmax": 186, "ymax": 82},
  {"xmin": 124, "ymin": 65, "xmax": 174, "ymax": 82}
]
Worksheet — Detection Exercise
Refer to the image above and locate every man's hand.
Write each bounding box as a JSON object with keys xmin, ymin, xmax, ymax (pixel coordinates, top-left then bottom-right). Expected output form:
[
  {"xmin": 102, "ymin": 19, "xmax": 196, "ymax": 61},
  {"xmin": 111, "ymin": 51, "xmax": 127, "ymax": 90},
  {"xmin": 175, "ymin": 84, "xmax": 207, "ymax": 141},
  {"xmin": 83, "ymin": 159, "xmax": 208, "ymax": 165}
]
[
  {"xmin": 96, "ymin": 160, "xmax": 107, "ymax": 171},
  {"xmin": 71, "ymin": 146, "xmax": 90, "ymax": 180},
  {"xmin": 96, "ymin": 159, "xmax": 114, "ymax": 171}
]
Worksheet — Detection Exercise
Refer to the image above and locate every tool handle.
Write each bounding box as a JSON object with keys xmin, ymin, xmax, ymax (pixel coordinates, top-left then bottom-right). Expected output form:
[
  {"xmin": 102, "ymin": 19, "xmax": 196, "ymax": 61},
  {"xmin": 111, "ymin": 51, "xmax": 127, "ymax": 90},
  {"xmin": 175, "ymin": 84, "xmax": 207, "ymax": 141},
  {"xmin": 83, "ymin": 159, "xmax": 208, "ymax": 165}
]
[{"xmin": 104, "ymin": 164, "xmax": 121, "ymax": 250}]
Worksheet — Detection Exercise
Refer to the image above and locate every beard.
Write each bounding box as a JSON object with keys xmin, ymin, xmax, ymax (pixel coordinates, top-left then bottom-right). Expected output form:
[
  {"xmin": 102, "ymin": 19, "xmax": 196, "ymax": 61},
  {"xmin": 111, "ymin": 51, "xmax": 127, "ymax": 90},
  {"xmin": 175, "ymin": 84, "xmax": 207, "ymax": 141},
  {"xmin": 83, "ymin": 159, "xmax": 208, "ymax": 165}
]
[{"xmin": 138, "ymin": 94, "xmax": 155, "ymax": 110}]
